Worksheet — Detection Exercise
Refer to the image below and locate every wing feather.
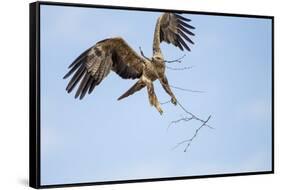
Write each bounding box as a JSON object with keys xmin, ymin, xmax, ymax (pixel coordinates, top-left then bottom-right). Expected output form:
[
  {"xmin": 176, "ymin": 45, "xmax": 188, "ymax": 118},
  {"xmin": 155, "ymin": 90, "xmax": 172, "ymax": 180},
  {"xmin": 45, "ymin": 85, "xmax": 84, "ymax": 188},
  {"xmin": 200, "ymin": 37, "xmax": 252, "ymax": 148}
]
[
  {"xmin": 178, "ymin": 24, "xmax": 195, "ymax": 36},
  {"xmin": 63, "ymin": 60, "xmax": 83, "ymax": 79},
  {"xmin": 178, "ymin": 19, "xmax": 195, "ymax": 29},
  {"xmin": 64, "ymin": 37, "xmax": 145, "ymax": 99},
  {"xmin": 80, "ymin": 74, "xmax": 94, "ymax": 100},
  {"xmin": 178, "ymin": 29, "xmax": 194, "ymax": 44},
  {"xmin": 88, "ymin": 79, "xmax": 97, "ymax": 94},
  {"xmin": 174, "ymin": 13, "xmax": 191, "ymax": 22},
  {"xmin": 68, "ymin": 47, "xmax": 91, "ymax": 68},
  {"xmin": 75, "ymin": 72, "xmax": 90, "ymax": 99},
  {"xmin": 175, "ymin": 38, "xmax": 184, "ymax": 51},
  {"xmin": 65, "ymin": 65, "xmax": 86, "ymax": 93},
  {"xmin": 153, "ymin": 12, "xmax": 195, "ymax": 53},
  {"xmin": 177, "ymin": 35, "xmax": 191, "ymax": 51}
]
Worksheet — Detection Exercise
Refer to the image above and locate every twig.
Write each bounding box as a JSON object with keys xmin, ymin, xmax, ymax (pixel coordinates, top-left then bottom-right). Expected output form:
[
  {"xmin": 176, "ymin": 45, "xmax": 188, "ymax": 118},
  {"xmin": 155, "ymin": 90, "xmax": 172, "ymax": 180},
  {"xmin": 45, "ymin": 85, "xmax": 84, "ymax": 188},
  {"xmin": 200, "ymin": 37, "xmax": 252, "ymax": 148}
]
[
  {"xmin": 161, "ymin": 100, "xmax": 212, "ymax": 129},
  {"xmin": 172, "ymin": 115, "xmax": 212, "ymax": 152},
  {"xmin": 160, "ymin": 100, "xmax": 172, "ymax": 105},
  {"xmin": 170, "ymin": 85, "xmax": 205, "ymax": 93},
  {"xmin": 166, "ymin": 65, "xmax": 195, "ymax": 71},
  {"xmin": 176, "ymin": 100, "xmax": 213, "ymax": 129},
  {"xmin": 167, "ymin": 116, "xmax": 193, "ymax": 130},
  {"xmin": 162, "ymin": 99, "xmax": 213, "ymax": 152},
  {"xmin": 139, "ymin": 46, "xmax": 151, "ymax": 61},
  {"xmin": 164, "ymin": 54, "xmax": 186, "ymax": 63}
]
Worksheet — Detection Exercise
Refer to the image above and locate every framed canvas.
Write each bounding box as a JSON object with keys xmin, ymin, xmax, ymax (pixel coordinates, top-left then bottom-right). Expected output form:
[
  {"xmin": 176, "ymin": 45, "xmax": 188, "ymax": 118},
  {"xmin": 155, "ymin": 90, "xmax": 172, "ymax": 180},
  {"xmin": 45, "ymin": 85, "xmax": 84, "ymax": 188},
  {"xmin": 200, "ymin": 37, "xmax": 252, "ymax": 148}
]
[{"xmin": 29, "ymin": 1, "xmax": 274, "ymax": 188}]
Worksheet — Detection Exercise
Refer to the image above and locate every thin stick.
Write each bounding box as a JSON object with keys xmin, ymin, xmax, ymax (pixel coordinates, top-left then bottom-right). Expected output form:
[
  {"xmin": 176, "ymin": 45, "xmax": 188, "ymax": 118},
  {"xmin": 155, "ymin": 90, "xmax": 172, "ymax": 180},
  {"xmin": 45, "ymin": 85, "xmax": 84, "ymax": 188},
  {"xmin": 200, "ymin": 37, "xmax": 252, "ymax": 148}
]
[
  {"xmin": 176, "ymin": 100, "xmax": 213, "ymax": 129},
  {"xmin": 166, "ymin": 65, "xmax": 195, "ymax": 71},
  {"xmin": 170, "ymin": 85, "xmax": 205, "ymax": 93},
  {"xmin": 172, "ymin": 115, "xmax": 212, "ymax": 152},
  {"xmin": 164, "ymin": 54, "xmax": 186, "ymax": 63},
  {"xmin": 160, "ymin": 100, "xmax": 172, "ymax": 105},
  {"xmin": 167, "ymin": 116, "xmax": 193, "ymax": 130},
  {"xmin": 139, "ymin": 46, "xmax": 151, "ymax": 61}
]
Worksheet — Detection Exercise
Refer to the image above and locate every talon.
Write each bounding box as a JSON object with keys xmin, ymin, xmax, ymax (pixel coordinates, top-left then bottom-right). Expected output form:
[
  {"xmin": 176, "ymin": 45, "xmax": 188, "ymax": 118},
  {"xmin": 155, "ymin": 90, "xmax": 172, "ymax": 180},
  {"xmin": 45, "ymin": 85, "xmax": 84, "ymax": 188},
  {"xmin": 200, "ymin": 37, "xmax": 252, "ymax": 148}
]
[
  {"xmin": 171, "ymin": 97, "xmax": 177, "ymax": 105},
  {"xmin": 157, "ymin": 107, "xmax": 164, "ymax": 115}
]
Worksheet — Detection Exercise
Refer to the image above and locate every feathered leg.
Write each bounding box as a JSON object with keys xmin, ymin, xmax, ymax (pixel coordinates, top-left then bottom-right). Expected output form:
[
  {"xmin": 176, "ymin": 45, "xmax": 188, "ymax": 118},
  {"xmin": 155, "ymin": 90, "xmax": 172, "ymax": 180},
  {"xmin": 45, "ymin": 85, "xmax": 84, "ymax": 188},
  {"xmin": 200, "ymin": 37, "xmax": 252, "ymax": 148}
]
[
  {"xmin": 117, "ymin": 80, "xmax": 146, "ymax": 101},
  {"xmin": 146, "ymin": 81, "xmax": 163, "ymax": 114},
  {"xmin": 159, "ymin": 75, "xmax": 177, "ymax": 105}
]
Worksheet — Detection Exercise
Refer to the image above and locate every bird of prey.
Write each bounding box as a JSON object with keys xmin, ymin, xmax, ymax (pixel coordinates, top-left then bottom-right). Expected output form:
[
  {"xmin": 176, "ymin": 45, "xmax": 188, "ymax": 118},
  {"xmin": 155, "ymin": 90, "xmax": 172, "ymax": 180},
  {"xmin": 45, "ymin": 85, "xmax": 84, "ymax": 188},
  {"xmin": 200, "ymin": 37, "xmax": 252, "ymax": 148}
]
[{"xmin": 63, "ymin": 13, "xmax": 195, "ymax": 114}]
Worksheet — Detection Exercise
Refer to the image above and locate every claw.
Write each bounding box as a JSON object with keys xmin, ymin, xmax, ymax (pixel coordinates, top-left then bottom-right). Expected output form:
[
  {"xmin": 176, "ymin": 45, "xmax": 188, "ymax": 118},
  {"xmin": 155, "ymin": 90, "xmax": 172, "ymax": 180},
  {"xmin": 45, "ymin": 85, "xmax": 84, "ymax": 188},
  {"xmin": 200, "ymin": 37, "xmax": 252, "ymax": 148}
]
[
  {"xmin": 157, "ymin": 107, "xmax": 164, "ymax": 115},
  {"xmin": 171, "ymin": 97, "xmax": 177, "ymax": 105}
]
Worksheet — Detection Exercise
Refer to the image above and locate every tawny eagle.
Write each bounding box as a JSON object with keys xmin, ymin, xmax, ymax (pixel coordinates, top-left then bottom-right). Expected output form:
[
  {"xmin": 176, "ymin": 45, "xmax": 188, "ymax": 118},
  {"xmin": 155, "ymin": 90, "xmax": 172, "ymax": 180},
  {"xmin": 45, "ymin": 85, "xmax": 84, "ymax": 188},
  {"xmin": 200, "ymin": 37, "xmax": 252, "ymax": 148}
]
[{"xmin": 63, "ymin": 13, "xmax": 195, "ymax": 114}]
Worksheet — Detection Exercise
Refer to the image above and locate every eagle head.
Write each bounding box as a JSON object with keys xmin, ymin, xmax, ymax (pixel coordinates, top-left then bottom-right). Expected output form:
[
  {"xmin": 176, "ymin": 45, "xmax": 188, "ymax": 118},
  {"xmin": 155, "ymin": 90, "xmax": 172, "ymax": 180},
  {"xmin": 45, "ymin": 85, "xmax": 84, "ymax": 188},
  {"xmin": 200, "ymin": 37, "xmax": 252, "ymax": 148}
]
[{"xmin": 152, "ymin": 53, "xmax": 164, "ymax": 65}]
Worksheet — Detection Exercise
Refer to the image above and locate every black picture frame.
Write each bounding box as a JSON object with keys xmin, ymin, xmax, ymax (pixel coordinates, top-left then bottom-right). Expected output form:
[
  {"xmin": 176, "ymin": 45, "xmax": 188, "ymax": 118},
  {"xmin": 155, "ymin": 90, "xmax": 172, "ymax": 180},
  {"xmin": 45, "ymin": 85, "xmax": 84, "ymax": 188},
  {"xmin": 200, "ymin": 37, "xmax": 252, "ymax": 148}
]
[{"xmin": 29, "ymin": 1, "xmax": 274, "ymax": 189}]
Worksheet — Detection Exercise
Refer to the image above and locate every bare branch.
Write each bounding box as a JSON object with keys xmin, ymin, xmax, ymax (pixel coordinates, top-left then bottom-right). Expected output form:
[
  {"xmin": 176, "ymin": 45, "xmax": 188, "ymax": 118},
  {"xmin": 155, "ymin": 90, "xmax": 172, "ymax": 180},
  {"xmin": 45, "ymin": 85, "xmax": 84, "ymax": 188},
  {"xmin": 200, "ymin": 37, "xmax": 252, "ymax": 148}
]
[
  {"xmin": 139, "ymin": 46, "xmax": 151, "ymax": 61},
  {"xmin": 172, "ymin": 115, "xmax": 212, "ymax": 152},
  {"xmin": 166, "ymin": 65, "xmax": 195, "ymax": 71},
  {"xmin": 161, "ymin": 99, "xmax": 212, "ymax": 129},
  {"xmin": 170, "ymin": 85, "xmax": 205, "ymax": 93},
  {"xmin": 164, "ymin": 54, "xmax": 186, "ymax": 63},
  {"xmin": 162, "ymin": 99, "xmax": 213, "ymax": 152},
  {"xmin": 176, "ymin": 100, "xmax": 213, "ymax": 129},
  {"xmin": 167, "ymin": 116, "xmax": 193, "ymax": 130},
  {"xmin": 160, "ymin": 100, "xmax": 172, "ymax": 105}
]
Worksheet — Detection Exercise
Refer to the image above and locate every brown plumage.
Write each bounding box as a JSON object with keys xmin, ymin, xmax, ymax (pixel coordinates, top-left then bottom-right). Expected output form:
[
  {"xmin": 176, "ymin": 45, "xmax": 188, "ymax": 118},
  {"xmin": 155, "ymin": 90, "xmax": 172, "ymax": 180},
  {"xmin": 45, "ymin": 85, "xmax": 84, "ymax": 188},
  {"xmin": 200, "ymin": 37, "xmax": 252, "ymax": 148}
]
[{"xmin": 63, "ymin": 12, "xmax": 195, "ymax": 114}]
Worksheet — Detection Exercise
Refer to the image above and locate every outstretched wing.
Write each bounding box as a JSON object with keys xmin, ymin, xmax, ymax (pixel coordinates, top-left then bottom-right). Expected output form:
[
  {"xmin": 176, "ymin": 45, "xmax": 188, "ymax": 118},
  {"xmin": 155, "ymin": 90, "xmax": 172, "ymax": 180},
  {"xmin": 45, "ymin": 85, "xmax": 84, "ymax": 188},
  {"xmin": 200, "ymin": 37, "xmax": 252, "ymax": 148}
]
[
  {"xmin": 153, "ymin": 13, "xmax": 195, "ymax": 54},
  {"xmin": 63, "ymin": 37, "xmax": 145, "ymax": 100}
]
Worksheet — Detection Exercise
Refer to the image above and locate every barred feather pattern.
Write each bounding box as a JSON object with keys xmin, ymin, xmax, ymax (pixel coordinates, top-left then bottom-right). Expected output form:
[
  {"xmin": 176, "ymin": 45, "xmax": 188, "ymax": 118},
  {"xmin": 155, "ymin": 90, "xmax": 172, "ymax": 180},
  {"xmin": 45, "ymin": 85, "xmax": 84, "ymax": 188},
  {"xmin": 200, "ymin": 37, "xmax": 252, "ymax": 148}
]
[{"xmin": 63, "ymin": 37, "xmax": 145, "ymax": 100}]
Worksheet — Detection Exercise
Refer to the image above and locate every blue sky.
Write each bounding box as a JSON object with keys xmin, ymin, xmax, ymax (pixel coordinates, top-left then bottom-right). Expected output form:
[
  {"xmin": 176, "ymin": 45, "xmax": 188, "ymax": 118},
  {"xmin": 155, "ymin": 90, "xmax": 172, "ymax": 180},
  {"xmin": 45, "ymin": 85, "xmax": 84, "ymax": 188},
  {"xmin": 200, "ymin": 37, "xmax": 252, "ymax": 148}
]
[{"xmin": 40, "ymin": 5, "xmax": 272, "ymax": 185}]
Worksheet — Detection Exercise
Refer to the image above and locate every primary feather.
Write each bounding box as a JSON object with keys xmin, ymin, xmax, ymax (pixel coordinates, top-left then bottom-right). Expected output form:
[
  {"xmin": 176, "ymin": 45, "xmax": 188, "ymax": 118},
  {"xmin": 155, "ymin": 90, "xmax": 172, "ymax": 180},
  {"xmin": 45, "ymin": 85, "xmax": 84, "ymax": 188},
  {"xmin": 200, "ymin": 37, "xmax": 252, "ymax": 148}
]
[
  {"xmin": 63, "ymin": 37, "xmax": 145, "ymax": 99},
  {"xmin": 153, "ymin": 13, "xmax": 195, "ymax": 54}
]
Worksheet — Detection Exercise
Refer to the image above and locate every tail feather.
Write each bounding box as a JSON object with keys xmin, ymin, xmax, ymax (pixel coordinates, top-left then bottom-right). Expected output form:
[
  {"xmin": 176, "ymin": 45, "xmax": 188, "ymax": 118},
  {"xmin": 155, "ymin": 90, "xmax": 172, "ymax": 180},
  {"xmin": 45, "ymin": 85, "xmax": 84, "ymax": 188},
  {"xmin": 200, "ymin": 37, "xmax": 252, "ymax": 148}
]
[{"xmin": 118, "ymin": 80, "xmax": 146, "ymax": 101}]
